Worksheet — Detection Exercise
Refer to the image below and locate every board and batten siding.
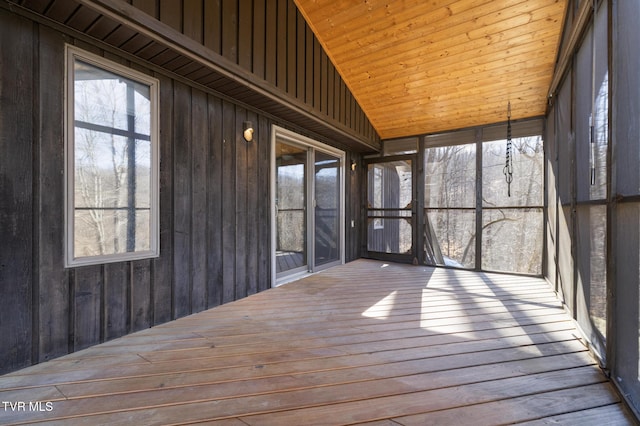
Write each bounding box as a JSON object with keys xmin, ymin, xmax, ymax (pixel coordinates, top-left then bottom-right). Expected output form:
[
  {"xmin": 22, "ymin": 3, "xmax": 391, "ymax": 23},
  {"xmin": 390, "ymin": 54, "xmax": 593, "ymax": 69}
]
[
  {"xmin": 0, "ymin": 5, "xmax": 365, "ymax": 374},
  {"xmin": 131, "ymin": 0, "xmax": 374, "ymax": 139}
]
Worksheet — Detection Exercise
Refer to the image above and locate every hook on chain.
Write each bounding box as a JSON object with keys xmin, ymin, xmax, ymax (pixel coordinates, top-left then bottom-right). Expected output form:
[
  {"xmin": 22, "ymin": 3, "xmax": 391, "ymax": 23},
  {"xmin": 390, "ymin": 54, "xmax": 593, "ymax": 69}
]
[{"xmin": 503, "ymin": 102, "xmax": 513, "ymax": 197}]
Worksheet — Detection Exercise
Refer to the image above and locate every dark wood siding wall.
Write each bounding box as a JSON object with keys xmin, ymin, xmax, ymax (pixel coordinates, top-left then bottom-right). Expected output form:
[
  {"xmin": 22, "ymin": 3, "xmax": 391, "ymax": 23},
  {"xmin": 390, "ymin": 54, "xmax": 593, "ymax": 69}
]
[
  {"xmin": 345, "ymin": 152, "xmax": 364, "ymax": 262},
  {"xmin": 132, "ymin": 0, "xmax": 373, "ymax": 139},
  {"xmin": 0, "ymin": 10, "xmax": 35, "ymax": 376},
  {"xmin": 0, "ymin": 3, "xmax": 366, "ymax": 374}
]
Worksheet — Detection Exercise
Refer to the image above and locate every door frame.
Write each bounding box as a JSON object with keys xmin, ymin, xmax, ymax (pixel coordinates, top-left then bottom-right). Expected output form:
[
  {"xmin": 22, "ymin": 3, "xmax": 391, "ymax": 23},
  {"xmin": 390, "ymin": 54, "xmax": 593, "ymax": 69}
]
[
  {"xmin": 364, "ymin": 154, "xmax": 418, "ymax": 264},
  {"xmin": 271, "ymin": 125, "xmax": 345, "ymax": 286}
]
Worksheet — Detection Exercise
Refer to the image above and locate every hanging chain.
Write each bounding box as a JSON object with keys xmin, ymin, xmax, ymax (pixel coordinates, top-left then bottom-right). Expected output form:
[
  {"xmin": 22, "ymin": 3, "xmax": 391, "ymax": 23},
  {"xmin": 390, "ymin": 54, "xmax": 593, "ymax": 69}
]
[{"xmin": 503, "ymin": 102, "xmax": 513, "ymax": 197}]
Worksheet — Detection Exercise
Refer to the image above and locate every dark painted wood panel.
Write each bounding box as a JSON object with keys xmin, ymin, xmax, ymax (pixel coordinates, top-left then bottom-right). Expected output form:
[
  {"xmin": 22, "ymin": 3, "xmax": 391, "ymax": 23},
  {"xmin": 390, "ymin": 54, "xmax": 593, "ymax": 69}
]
[
  {"xmin": 120, "ymin": 33, "xmax": 153, "ymax": 55},
  {"xmin": 104, "ymin": 263, "xmax": 129, "ymax": 341},
  {"xmin": 173, "ymin": 81, "xmax": 193, "ymax": 318},
  {"xmin": 36, "ymin": 24, "xmax": 70, "ymax": 364},
  {"xmin": 207, "ymin": 95, "xmax": 224, "ymax": 308},
  {"xmin": 45, "ymin": 0, "xmax": 78, "ymax": 22},
  {"xmin": 184, "ymin": 64, "xmax": 213, "ymax": 82},
  {"xmin": 287, "ymin": 0, "xmax": 297, "ymax": 98},
  {"xmin": 334, "ymin": 67, "xmax": 341, "ymax": 123},
  {"xmin": 238, "ymin": 0, "xmax": 252, "ymax": 71},
  {"xmin": 132, "ymin": 0, "xmax": 157, "ymax": 17},
  {"xmin": 0, "ymin": 10, "xmax": 34, "ymax": 374},
  {"xmin": 204, "ymin": 0, "xmax": 222, "ymax": 54},
  {"xmin": 346, "ymin": 153, "xmax": 363, "ymax": 262},
  {"xmin": 163, "ymin": 55, "xmax": 192, "ymax": 73},
  {"xmin": 313, "ymin": 37, "xmax": 321, "ymax": 111},
  {"xmin": 345, "ymin": 90, "xmax": 352, "ymax": 129},
  {"xmin": 257, "ymin": 115, "xmax": 272, "ymax": 292},
  {"xmin": 183, "ymin": 0, "xmax": 203, "ymax": 44},
  {"xmin": 73, "ymin": 266, "xmax": 103, "ymax": 351},
  {"xmin": 235, "ymin": 108, "xmax": 249, "ymax": 300},
  {"xmin": 150, "ymin": 49, "xmax": 181, "ymax": 68},
  {"xmin": 276, "ymin": 0, "xmax": 287, "ymax": 91},
  {"xmin": 104, "ymin": 25, "xmax": 137, "ymax": 48},
  {"xmin": 252, "ymin": 0, "xmax": 266, "ymax": 79},
  {"xmin": 305, "ymin": 25, "xmax": 313, "ymax": 106},
  {"xmin": 135, "ymin": 42, "xmax": 166, "ymax": 62},
  {"xmin": 21, "ymin": 0, "xmax": 50, "ymax": 14},
  {"xmin": 339, "ymin": 79, "xmax": 346, "ymax": 125},
  {"xmin": 153, "ymin": 73, "xmax": 174, "ymax": 325},
  {"xmin": 320, "ymin": 50, "xmax": 328, "ymax": 115},
  {"xmin": 245, "ymin": 109, "xmax": 260, "ymax": 296},
  {"xmin": 131, "ymin": 259, "xmax": 152, "ymax": 331},
  {"xmin": 296, "ymin": 11, "xmax": 306, "ymax": 102},
  {"xmin": 222, "ymin": 0, "xmax": 238, "ymax": 63},
  {"xmin": 327, "ymin": 59, "xmax": 334, "ymax": 119},
  {"xmin": 264, "ymin": 0, "xmax": 278, "ymax": 85},
  {"xmin": 66, "ymin": 6, "xmax": 101, "ymax": 32},
  {"xmin": 85, "ymin": 15, "xmax": 120, "ymax": 40},
  {"xmin": 222, "ymin": 100, "xmax": 237, "ymax": 304},
  {"xmin": 173, "ymin": 60, "xmax": 203, "ymax": 78},
  {"xmin": 159, "ymin": 1, "xmax": 182, "ymax": 32},
  {"xmin": 191, "ymin": 88, "xmax": 208, "ymax": 312}
]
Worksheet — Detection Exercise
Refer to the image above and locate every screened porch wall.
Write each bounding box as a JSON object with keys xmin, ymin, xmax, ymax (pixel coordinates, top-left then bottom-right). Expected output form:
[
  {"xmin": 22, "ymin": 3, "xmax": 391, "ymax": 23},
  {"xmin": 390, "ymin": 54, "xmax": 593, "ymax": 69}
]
[
  {"xmin": 546, "ymin": 0, "xmax": 608, "ymax": 376},
  {"xmin": 611, "ymin": 0, "xmax": 640, "ymax": 416},
  {"xmin": 375, "ymin": 119, "xmax": 545, "ymax": 275},
  {"xmin": 545, "ymin": 0, "xmax": 640, "ymax": 417},
  {"xmin": 427, "ymin": 125, "xmax": 544, "ymax": 275}
]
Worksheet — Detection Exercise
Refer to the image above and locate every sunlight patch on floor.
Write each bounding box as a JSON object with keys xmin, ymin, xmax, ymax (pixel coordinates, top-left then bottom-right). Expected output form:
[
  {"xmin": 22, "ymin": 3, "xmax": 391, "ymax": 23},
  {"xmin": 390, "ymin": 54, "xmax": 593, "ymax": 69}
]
[{"xmin": 362, "ymin": 290, "xmax": 398, "ymax": 319}]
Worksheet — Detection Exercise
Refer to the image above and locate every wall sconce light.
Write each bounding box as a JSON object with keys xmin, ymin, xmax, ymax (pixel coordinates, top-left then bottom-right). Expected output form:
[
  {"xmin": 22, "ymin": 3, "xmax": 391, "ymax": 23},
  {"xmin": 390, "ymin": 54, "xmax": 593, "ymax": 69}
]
[
  {"xmin": 243, "ymin": 121, "xmax": 254, "ymax": 142},
  {"xmin": 350, "ymin": 160, "xmax": 357, "ymax": 171}
]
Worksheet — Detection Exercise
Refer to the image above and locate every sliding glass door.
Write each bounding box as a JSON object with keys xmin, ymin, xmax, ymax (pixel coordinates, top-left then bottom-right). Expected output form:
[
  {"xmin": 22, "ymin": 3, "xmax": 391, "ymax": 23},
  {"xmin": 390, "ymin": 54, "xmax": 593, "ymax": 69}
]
[
  {"xmin": 314, "ymin": 151, "xmax": 341, "ymax": 267},
  {"xmin": 272, "ymin": 127, "xmax": 344, "ymax": 284},
  {"xmin": 275, "ymin": 142, "xmax": 308, "ymax": 275}
]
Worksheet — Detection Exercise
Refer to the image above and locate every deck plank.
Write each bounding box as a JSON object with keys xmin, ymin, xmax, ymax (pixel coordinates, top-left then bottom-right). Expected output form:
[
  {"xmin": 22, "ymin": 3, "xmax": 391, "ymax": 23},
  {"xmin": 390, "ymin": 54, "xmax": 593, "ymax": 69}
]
[
  {"xmin": 391, "ymin": 383, "xmax": 622, "ymax": 426},
  {"xmin": 0, "ymin": 259, "xmax": 633, "ymax": 425},
  {"xmin": 517, "ymin": 404, "xmax": 637, "ymax": 426},
  {"xmin": 238, "ymin": 372, "xmax": 613, "ymax": 426}
]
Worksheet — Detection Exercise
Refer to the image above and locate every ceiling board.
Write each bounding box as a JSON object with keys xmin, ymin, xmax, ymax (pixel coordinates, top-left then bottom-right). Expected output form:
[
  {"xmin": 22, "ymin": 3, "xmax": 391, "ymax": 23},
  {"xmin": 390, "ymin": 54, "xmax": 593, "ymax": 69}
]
[{"xmin": 294, "ymin": 0, "xmax": 567, "ymax": 139}]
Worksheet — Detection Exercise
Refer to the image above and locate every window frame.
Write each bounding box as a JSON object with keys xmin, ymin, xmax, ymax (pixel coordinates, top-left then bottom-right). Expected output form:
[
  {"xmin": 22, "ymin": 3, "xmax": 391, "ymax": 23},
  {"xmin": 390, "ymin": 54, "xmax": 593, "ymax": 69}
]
[{"xmin": 64, "ymin": 45, "xmax": 160, "ymax": 267}]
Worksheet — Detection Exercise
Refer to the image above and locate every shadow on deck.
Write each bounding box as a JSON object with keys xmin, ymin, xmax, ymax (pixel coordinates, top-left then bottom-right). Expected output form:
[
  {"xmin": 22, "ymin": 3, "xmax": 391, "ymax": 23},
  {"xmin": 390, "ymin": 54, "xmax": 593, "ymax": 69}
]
[{"xmin": 0, "ymin": 259, "xmax": 635, "ymax": 425}]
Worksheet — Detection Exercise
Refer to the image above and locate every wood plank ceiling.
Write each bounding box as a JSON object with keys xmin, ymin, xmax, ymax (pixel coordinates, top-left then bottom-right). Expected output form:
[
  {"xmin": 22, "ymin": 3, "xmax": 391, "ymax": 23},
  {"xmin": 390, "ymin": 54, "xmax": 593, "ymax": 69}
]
[{"xmin": 294, "ymin": 0, "xmax": 567, "ymax": 140}]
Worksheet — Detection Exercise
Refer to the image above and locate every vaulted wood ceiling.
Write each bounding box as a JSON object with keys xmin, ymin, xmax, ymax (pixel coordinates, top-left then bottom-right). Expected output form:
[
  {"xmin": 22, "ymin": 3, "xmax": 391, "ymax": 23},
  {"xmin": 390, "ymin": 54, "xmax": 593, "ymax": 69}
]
[{"xmin": 294, "ymin": 0, "xmax": 567, "ymax": 140}]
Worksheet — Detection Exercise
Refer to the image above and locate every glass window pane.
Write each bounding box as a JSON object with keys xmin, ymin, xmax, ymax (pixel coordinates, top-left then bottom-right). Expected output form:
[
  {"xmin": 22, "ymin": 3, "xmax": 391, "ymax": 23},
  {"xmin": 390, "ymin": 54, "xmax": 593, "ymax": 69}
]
[
  {"xmin": 276, "ymin": 142, "xmax": 307, "ymax": 273},
  {"xmin": 74, "ymin": 208, "xmax": 151, "ymax": 257},
  {"xmin": 315, "ymin": 152, "xmax": 341, "ymax": 266},
  {"xmin": 75, "ymin": 60, "xmax": 151, "ymax": 134},
  {"xmin": 67, "ymin": 48, "xmax": 158, "ymax": 266},
  {"xmin": 74, "ymin": 131, "xmax": 151, "ymax": 209}
]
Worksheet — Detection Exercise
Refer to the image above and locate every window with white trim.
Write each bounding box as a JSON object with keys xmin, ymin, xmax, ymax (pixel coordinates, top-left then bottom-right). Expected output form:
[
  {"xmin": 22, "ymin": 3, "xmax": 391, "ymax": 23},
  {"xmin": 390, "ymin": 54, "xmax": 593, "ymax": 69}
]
[{"xmin": 65, "ymin": 46, "xmax": 159, "ymax": 267}]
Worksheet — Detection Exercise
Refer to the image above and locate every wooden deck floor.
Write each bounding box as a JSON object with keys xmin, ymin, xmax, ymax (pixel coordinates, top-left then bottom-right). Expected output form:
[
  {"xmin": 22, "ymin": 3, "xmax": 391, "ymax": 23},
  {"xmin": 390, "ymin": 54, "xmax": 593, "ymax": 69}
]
[{"xmin": 0, "ymin": 259, "xmax": 635, "ymax": 425}]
